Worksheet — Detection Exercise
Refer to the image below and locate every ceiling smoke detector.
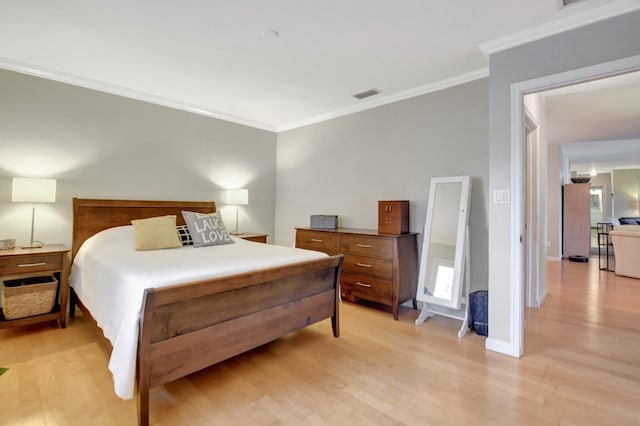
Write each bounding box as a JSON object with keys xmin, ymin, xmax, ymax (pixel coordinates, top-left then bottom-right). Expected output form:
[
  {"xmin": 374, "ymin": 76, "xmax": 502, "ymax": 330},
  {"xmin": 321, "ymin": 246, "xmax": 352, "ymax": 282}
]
[
  {"xmin": 353, "ymin": 88, "xmax": 381, "ymax": 100},
  {"xmin": 260, "ymin": 29, "xmax": 279, "ymax": 40}
]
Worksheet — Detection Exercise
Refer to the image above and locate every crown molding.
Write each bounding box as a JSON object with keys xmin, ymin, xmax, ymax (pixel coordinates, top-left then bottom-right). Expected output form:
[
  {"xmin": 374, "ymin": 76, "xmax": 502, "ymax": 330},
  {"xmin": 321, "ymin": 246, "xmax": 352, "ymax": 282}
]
[
  {"xmin": 276, "ymin": 67, "xmax": 489, "ymax": 132},
  {"xmin": 479, "ymin": 0, "xmax": 640, "ymax": 55},
  {"xmin": 0, "ymin": 58, "xmax": 277, "ymax": 132},
  {"xmin": 1, "ymin": 57, "xmax": 488, "ymax": 134}
]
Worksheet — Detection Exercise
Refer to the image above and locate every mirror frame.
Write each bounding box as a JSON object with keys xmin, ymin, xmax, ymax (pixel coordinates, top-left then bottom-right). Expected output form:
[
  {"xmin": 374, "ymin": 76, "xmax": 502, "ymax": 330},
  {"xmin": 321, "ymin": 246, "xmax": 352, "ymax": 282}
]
[{"xmin": 416, "ymin": 175, "xmax": 471, "ymax": 310}]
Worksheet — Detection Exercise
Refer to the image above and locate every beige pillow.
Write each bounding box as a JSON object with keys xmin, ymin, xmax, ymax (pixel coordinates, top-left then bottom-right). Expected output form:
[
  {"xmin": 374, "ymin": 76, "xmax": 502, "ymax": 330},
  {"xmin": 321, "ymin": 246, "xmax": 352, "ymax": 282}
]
[{"xmin": 131, "ymin": 215, "xmax": 182, "ymax": 251}]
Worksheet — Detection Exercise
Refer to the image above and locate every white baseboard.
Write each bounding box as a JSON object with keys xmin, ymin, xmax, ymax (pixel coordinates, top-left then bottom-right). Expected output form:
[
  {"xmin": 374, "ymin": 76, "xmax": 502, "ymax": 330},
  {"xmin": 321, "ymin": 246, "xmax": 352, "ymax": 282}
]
[
  {"xmin": 547, "ymin": 256, "xmax": 562, "ymax": 262},
  {"xmin": 485, "ymin": 338, "xmax": 522, "ymax": 358},
  {"xmin": 537, "ymin": 287, "xmax": 548, "ymax": 306}
]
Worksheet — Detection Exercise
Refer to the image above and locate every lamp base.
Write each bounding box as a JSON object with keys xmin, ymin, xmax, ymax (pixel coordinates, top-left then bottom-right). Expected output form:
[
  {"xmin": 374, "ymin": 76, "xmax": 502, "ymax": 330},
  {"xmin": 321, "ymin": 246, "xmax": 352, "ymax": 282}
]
[
  {"xmin": 22, "ymin": 205, "xmax": 45, "ymax": 249},
  {"xmin": 21, "ymin": 244, "xmax": 44, "ymax": 249},
  {"xmin": 21, "ymin": 240, "xmax": 44, "ymax": 250},
  {"xmin": 229, "ymin": 232, "xmax": 245, "ymax": 236}
]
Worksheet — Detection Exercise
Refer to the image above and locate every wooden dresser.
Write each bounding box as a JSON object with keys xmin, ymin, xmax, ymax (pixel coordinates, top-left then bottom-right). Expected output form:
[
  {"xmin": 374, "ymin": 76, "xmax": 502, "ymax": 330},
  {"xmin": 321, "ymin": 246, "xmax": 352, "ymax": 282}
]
[{"xmin": 295, "ymin": 227, "xmax": 418, "ymax": 320}]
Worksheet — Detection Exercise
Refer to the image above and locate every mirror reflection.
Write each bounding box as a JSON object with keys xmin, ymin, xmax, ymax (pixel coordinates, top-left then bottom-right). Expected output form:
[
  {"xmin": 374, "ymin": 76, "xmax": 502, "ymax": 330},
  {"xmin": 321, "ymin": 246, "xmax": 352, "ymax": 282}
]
[{"xmin": 424, "ymin": 181, "xmax": 462, "ymax": 301}]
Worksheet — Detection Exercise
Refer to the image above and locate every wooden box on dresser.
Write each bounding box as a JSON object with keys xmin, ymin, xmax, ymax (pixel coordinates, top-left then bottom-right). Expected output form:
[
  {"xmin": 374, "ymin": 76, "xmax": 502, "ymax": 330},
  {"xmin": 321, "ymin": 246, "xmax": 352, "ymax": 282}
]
[
  {"xmin": 378, "ymin": 200, "xmax": 409, "ymax": 234},
  {"xmin": 295, "ymin": 228, "xmax": 418, "ymax": 320}
]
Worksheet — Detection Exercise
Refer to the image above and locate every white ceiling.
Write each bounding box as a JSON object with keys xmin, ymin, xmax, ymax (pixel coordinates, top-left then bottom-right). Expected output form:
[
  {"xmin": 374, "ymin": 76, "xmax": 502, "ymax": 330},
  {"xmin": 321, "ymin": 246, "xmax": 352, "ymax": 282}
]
[
  {"xmin": 545, "ymin": 72, "xmax": 640, "ymax": 144},
  {"xmin": 1, "ymin": 0, "xmax": 638, "ymax": 132},
  {"xmin": 541, "ymin": 70, "xmax": 640, "ymax": 173}
]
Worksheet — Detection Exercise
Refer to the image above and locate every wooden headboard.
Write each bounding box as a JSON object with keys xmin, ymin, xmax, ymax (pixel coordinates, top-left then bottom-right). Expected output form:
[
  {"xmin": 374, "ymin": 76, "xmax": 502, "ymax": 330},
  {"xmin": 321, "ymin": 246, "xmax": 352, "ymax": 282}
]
[{"xmin": 72, "ymin": 198, "xmax": 216, "ymax": 259}]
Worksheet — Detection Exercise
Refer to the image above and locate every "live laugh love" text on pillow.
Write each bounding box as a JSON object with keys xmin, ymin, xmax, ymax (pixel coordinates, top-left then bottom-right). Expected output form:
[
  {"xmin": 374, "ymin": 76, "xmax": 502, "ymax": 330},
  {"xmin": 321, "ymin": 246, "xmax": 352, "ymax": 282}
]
[{"xmin": 181, "ymin": 211, "xmax": 234, "ymax": 247}]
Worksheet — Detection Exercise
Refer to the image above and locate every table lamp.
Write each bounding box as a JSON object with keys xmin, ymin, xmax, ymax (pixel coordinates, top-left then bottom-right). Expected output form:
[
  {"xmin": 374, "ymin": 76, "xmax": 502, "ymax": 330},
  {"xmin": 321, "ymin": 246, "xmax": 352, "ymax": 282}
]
[
  {"xmin": 11, "ymin": 177, "xmax": 57, "ymax": 248},
  {"xmin": 226, "ymin": 188, "xmax": 248, "ymax": 235}
]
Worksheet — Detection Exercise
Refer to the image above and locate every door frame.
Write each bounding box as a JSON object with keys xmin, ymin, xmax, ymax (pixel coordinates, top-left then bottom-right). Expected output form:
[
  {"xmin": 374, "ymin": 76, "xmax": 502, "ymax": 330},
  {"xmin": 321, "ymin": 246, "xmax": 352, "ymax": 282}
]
[
  {"xmin": 524, "ymin": 111, "xmax": 541, "ymax": 308},
  {"xmin": 507, "ymin": 54, "xmax": 640, "ymax": 358}
]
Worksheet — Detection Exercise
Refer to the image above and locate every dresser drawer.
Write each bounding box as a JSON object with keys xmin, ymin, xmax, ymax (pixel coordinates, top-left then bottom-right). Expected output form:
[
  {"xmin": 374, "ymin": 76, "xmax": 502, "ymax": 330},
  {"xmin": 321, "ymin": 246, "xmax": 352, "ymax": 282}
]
[
  {"xmin": 0, "ymin": 253, "xmax": 62, "ymax": 276},
  {"xmin": 341, "ymin": 272, "xmax": 392, "ymax": 305},
  {"xmin": 339, "ymin": 235, "xmax": 393, "ymax": 259},
  {"xmin": 343, "ymin": 255, "xmax": 393, "ymax": 280},
  {"xmin": 296, "ymin": 230, "xmax": 339, "ymax": 254}
]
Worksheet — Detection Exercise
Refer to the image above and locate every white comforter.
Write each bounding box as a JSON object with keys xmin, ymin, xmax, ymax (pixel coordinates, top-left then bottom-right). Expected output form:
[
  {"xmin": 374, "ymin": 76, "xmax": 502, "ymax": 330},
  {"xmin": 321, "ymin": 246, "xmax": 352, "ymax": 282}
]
[{"xmin": 70, "ymin": 226, "xmax": 327, "ymax": 399}]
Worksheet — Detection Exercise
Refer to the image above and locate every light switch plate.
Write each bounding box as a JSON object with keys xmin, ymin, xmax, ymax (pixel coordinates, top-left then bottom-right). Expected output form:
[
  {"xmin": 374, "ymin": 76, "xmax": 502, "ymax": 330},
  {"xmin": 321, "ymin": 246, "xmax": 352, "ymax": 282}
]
[{"xmin": 493, "ymin": 189, "xmax": 510, "ymax": 205}]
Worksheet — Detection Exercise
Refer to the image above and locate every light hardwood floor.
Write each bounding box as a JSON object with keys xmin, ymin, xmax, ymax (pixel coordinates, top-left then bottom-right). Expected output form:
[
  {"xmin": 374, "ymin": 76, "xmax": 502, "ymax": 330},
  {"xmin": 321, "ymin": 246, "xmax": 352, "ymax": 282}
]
[{"xmin": 1, "ymin": 259, "xmax": 639, "ymax": 425}]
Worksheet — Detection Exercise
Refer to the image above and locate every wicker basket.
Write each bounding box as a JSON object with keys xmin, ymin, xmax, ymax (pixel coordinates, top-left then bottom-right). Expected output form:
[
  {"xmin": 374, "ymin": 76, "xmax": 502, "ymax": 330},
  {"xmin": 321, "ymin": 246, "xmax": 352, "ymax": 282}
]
[{"xmin": 1, "ymin": 275, "xmax": 58, "ymax": 320}]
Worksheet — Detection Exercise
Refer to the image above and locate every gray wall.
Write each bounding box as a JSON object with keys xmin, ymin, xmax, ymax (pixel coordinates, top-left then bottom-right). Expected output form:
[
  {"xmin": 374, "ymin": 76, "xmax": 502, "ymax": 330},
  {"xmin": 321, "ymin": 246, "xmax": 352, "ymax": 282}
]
[
  {"xmin": 489, "ymin": 11, "xmax": 640, "ymax": 347},
  {"xmin": 613, "ymin": 169, "xmax": 640, "ymax": 217},
  {"xmin": 0, "ymin": 69, "xmax": 277, "ymax": 248},
  {"xmin": 275, "ymin": 79, "xmax": 490, "ymax": 292}
]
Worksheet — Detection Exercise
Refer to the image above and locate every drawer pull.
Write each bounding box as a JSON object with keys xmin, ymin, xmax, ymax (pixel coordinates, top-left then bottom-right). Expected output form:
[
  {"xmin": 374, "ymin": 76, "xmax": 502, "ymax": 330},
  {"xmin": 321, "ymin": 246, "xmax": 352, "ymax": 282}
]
[
  {"xmin": 310, "ymin": 238, "xmax": 323, "ymax": 243},
  {"xmin": 356, "ymin": 281, "xmax": 372, "ymax": 288},
  {"xmin": 18, "ymin": 262, "xmax": 47, "ymax": 268},
  {"xmin": 356, "ymin": 262, "xmax": 372, "ymax": 268},
  {"xmin": 356, "ymin": 244, "xmax": 372, "ymax": 248}
]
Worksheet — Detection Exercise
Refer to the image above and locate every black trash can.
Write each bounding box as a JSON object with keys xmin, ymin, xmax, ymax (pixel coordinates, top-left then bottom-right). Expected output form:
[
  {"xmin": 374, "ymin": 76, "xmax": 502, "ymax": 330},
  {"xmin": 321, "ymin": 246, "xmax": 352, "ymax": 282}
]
[{"xmin": 469, "ymin": 290, "xmax": 488, "ymax": 336}]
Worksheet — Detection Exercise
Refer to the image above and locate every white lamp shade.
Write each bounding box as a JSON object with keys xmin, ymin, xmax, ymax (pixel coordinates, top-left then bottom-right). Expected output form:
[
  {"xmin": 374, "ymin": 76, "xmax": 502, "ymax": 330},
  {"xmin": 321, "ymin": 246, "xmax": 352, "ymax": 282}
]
[
  {"xmin": 12, "ymin": 177, "xmax": 57, "ymax": 203},
  {"xmin": 226, "ymin": 188, "xmax": 248, "ymax": 205}
]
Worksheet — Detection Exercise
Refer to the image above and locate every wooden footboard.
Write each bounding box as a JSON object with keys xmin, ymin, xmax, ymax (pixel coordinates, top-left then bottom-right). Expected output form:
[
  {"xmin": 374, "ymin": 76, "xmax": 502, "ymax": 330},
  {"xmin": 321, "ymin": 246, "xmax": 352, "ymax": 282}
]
[{"xmin": 136, "ymin": 254, "xmax": 343, "ymax": 426}]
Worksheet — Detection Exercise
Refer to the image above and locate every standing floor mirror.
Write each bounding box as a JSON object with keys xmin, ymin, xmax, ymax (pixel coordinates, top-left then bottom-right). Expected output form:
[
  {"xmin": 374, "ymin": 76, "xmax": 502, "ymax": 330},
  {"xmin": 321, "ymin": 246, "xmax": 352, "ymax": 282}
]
[{"xmin": 415, "ymin": 176, "xmax": 471, "ymax": 337}]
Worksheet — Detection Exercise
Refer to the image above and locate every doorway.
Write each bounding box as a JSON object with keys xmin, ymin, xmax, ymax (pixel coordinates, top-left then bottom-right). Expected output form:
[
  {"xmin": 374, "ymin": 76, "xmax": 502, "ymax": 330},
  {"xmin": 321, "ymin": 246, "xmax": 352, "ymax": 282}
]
[
  {"xmin": 590, "ymin": 186, "xmax": 605, "ymax": 250},
  {"xmin": 507, "ymin": 55, "xmax": 640, "ymax": 358}
]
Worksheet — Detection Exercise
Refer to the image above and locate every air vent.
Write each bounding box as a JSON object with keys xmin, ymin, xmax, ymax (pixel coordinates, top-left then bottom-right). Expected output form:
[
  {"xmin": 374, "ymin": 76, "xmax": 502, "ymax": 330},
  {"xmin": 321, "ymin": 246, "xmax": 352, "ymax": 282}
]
[{"xmin": 353, "ymin": 88, "xmax": 381, "ymax": 100}]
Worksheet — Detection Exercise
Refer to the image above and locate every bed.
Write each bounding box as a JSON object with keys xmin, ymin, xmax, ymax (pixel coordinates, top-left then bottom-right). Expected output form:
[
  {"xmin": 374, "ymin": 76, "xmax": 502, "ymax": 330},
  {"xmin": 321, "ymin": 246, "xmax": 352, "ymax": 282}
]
[{"xmin": 69, "ymin": 198, "xmax": 343, "ymax": 426}]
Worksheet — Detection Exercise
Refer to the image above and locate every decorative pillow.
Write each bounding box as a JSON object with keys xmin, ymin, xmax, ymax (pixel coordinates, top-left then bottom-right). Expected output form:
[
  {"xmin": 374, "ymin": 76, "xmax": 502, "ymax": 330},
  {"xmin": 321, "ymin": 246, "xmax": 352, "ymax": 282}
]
[
  {"xmin": 131, "ymin": 215, "xmax": 182, "ymax": 251},
  {"xmin": 619, "ymin": 217, "xmax": 640, "ymax": 225},
  {"xmin": 181, "ymin": 211, "xmax": 234, "ymax": 247},
  {"xmin": 176, "ymin": 225, "xmax": 193, "ymax": 246}
]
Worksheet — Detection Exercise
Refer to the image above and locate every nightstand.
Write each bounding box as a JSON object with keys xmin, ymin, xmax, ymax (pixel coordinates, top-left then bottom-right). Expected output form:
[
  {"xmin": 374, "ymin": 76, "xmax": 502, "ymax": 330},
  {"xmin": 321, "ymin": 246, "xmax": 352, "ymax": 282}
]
[
  {"xmin": 237, "ymin": 233, "xmax": 268, "ymax": 243},
  {"xmin": 0, "ymin": 244, "xmax": 70, "ymax": 329}
]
